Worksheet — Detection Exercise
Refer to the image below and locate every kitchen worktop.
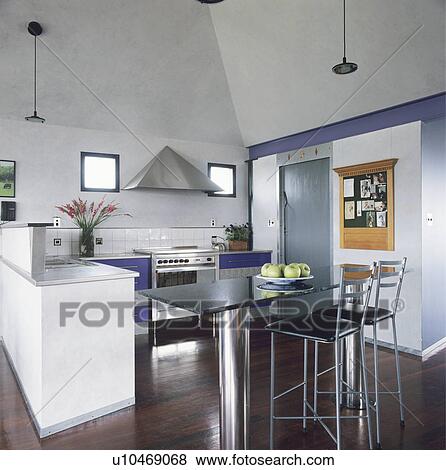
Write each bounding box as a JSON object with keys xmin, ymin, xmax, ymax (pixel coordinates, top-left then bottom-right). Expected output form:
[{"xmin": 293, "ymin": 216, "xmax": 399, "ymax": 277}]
[
  {"xmin": 83, "ymin": 252, "xmax": 152, "ymax": 260},
  {"xmin": 0, "ymin": 255, "xmax": 139, "ymax": 287},
  {"xmin": 36, "ymin": 263, "xmax": 138, "ymax": 286},
  {"xmin": 0, "ymin": 222, "xmax": 54, "ymax": 229},
  {"xmin": 83, "ymin": 249, "xmax": 272, "ymax": 259},
  {"xmin": 1, "ymin": 249, "xmax": 272, "ymax": 287},
  {"xmin": 218, "ymin": 249, "xmax": 272, "ymax": 255}
]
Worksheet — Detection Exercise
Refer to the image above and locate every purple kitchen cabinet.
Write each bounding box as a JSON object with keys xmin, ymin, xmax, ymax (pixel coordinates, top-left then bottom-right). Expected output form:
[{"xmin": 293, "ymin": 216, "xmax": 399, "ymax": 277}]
[
  {"xmin": 134, "ymin": 304, "xmax": 150, "ymax": 323},
  {"xmin": 93, "ymin": 257, "xmax": 151, "ymax": 324},
  {"xmin": 219, "ymin": 252, "xmax": 271, "ymax": 269},
  {"xmin": 92, "ymin": 257, "xmax": 151, "ymax": 291}
]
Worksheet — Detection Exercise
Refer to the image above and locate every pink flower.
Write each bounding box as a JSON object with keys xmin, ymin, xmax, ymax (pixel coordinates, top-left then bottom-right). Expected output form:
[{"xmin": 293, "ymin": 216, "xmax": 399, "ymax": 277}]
[{"xmin": 55, "ymin": 197, "xmax": 130, "ymax": 229}]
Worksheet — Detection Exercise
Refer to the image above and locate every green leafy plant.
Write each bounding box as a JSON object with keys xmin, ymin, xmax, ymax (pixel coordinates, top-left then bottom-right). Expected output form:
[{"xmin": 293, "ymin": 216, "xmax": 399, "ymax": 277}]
[{"xmin": 224, "ymin": 223, "xmax": 251, "ymax": 242}]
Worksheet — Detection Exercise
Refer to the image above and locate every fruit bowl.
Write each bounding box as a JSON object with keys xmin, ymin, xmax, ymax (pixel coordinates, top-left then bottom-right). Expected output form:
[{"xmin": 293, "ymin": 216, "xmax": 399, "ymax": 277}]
[
  {"xmin": 257, "ymin": 281, "xmax": 314, "ymax": 292},
  {"xmin": 256, "ymin": 274, "xmax": 314, "ymax": 284},
  {"xmin": 260, "ymin": 262, "xmax": 311, "ymax": 282}
]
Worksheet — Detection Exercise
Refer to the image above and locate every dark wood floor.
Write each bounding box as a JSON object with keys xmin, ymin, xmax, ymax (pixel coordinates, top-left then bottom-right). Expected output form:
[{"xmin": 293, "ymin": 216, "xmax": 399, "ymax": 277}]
[{"xmin": 0, "ymin": 319, "xmax": 445, "ymax": 450}]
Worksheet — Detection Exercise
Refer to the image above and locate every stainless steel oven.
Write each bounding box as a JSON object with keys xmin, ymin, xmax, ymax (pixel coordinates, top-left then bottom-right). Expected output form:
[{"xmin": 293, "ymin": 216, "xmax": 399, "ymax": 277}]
[
  {"xmin": 135, "ymin": 247, "xmax": 219, "ymax": 323},
  {"xmin": 152, "ymin": 251, "xmax": 218, "ymax": 288}
]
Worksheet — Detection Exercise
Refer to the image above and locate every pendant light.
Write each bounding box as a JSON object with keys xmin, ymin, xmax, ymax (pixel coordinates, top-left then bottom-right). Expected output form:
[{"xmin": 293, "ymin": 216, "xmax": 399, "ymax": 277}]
[
  {"xmin": 332, "ymin": 0, "xmax": 358, "ymax": 75},
  {"xmin": 25, "ymin": 21, "xmax": 45, "ymax": 123}
]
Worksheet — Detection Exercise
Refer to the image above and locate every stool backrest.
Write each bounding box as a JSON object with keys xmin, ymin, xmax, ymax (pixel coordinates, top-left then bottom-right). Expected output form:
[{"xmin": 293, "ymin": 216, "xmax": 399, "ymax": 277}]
[
  {"xmin": 337, "ymin": 263, "xmax": 377, "ymax": 337},
  {"xmin": 374, "ymin": 258, "xmax": 407, "ymax": 320}
]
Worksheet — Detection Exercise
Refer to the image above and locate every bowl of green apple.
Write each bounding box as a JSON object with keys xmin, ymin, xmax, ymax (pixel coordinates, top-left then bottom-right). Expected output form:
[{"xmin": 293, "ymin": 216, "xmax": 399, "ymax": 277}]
[{"xmin": 256, "ymin": 262, "xmax": 313, "ymax": 284}]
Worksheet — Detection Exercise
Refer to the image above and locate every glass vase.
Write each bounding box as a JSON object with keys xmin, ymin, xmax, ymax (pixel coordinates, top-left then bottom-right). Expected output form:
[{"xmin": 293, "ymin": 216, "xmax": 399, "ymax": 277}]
[{"xmin": 79, "ymin": 228, "xmax": 94, "ymax": 257}]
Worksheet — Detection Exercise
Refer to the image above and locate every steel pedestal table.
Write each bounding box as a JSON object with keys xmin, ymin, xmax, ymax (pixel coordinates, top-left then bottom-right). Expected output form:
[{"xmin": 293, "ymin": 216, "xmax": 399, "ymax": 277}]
[
  {"xmin": 217, "ymin": 307, "xmax": 250, "ymax": 450},
  {"xmin": 341, "ymin": 334, "xmax": 366, "ymax": 409},
  {"xmin": 341, "ymin": 284, "xmax": 367, "ymax": 409}
]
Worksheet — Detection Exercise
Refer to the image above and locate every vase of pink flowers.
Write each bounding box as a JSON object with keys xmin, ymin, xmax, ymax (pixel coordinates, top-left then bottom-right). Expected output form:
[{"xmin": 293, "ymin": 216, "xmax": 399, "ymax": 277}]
[
  {"xmin": 79, "ymin": 226, "xmax": 95, "ymax": 258},
  {"xmin": 56, "ymin": 198, "xmax": 131, "ymax": 257}
]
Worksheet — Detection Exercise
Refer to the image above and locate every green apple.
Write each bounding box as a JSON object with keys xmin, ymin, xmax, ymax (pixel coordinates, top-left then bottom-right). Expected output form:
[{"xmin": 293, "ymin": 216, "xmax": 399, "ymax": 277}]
[
  {"xmin": 261, "ymin": 291, "xmax": 280, "ymax": 299},
  {"xmin": 298, "ymin": 263, "xmax": 311, "ymax": 277},
  {"xmin": 266, "ymin": 264, "xmax": 282, "ymax": 278},
  {"xmin": 261, "ymin": 263, "xmax": 272, "ymax": 276},
  {"xmin": 279, "ymin": 263, "xmax": 286, "ymax": 275},
  {"xmin": 284, "ymin": 264, "xmax": 301, "ymax": 278}
]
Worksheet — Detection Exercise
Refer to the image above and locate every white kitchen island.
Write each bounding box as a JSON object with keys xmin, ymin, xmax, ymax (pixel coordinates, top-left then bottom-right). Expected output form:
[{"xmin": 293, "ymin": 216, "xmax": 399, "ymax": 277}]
[{"xmin": 0, "ymin": 224, "xmax": 138, "ymax": 438}]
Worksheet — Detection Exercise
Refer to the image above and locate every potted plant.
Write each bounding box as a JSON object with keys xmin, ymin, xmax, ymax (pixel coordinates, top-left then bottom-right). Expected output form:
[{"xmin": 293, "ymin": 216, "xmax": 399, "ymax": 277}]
[
  {"xmin": 56, "ymin": 197, "xmax": 131, "ymax": 257},
  {"xmin": 224, "ymin": 223, "xmax": 251, "ymax": 251}
]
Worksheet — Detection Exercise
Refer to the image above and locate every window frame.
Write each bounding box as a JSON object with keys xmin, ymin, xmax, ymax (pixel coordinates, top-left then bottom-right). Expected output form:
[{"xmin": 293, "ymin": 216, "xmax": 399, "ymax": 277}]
[
  {"xmin": 207, "ymin": 162, "xmax": 236, "ymax": 198},
  {"xmin": 80, "ymin": 152, "xmax": 120, "ymax": 193}
]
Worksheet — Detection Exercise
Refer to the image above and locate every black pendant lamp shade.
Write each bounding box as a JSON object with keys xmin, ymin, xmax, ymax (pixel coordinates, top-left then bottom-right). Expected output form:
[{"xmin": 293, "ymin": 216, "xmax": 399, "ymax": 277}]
[
  {"xmin": 332, "ymin": 0, "xmax": 358, "ymax": 75},
  {"xmin": 25, "ymin": 21, "xmax": 45, "ymax": 123},
  {"xmin": 333, "ymin": 57, "xmax": 358, "ymax": 75},
  {"xmin": 197, "ymin": 0, "xmax": 225, "ymax": 4}
]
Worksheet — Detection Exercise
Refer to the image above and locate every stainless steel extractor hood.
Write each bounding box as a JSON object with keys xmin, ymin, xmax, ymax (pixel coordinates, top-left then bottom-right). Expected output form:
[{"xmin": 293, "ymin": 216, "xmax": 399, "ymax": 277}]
[{"xmin": 123, "ymin": 146, "xmax": 223, "ymax": 192}]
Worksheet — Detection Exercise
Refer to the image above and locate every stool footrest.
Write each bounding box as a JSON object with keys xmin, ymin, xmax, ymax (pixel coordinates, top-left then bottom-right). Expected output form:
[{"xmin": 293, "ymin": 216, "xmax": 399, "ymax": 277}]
[
  {"xmin": 317, "ymin": 364, "xmax": 342, "ymax": 378},
  {"xmin": 273, "ymin": 380, "xmax": 306, "ymax": 401}
]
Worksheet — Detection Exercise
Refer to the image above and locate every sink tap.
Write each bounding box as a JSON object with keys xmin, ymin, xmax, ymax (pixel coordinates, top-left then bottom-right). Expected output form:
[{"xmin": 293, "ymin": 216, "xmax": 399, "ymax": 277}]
[{"xmin": 211, "ymin": 236, "xmax": 226, "ymax": 252}]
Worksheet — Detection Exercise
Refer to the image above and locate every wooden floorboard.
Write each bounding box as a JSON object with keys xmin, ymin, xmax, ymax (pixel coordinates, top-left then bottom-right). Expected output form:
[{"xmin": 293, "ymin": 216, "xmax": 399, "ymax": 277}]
[{"xmin": 0, "ymin": 321, "xmax": 444, "ymax": 450}]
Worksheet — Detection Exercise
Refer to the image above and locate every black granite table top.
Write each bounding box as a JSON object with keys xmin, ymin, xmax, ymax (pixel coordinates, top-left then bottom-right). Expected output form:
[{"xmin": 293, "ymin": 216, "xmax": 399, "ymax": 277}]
[{"xmin": 140, "ymin": 266, "xmax": 342, "ymax": 315}]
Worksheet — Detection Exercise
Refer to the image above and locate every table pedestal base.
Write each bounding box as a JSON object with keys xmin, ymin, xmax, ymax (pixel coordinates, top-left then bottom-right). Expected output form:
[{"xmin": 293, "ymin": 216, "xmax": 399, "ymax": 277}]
[
  {"xmin": 341, "ymin": 333, "xmax": 367, "ymax": 410},
  {"xmin": 218, "ymin": 308, "xmax": 250, "ymax": 450}
]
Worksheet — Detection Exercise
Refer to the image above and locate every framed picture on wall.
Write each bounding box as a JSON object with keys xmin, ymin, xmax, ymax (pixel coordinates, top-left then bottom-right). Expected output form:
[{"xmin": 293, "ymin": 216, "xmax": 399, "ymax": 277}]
[{"xmin": 0, "ymin": 160, "xmax": 16, "ymax": 198}]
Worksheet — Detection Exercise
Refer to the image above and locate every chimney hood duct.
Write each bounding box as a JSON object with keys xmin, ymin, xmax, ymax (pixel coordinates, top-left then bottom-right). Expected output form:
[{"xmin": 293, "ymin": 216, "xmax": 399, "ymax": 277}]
[{"xmin": 123, "ymin": 146, "xmax": 223, "ymax": 192}]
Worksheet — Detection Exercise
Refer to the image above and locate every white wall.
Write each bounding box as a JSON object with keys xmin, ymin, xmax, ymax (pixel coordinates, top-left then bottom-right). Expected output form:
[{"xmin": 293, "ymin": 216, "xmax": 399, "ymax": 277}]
[
  {"xmin": 252, "ymin": 121, "xmax": 427, "ymax": 353},
  {"xmin": 252, "ymin": 155, "xmax": 278, "ymax": 262},
  {"xmin": 1, "ymin": 264, "xmax": 43, "ymax": 414},
  {"xmin": 332, "ymin": 122, "xmax": 423, "ymax": 352},
  {"xmin": 421, "ymin": 117, "xmax": 446, "ymax": 350},
  {"xmin": 41, "ymin": 278, "xmax": 135, "ymax": 431},
  {"xmin": 0, "ymin": 118, "xmax": 248, "ymax": 229},
  {"xmin": 1, "ymin": 262, "xmax": 136, "ymax": 435},
  {"xmin": 44, "ymin": 226, "xmax": 228, "ymax": 257}
]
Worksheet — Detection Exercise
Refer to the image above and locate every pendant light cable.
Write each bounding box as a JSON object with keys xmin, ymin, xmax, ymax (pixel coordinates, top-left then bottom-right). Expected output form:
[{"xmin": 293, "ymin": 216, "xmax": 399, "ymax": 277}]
[
  {"xmin": 343, "ymin": 0, "xmax": 346, "ymax": 59},
  {"xmin": 34, "ymin": 35, "xmax": 37, "ymax": 113},
  {"xmin": 25, "ymin": 21, "xmax": 45, "ymax": 123}
]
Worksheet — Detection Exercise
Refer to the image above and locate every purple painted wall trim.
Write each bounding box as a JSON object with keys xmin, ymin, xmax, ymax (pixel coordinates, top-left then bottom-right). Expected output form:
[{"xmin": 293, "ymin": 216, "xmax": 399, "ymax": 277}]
[{"xmin": 248, "ymin": 92, "xmax": 446, "ymax": 159}]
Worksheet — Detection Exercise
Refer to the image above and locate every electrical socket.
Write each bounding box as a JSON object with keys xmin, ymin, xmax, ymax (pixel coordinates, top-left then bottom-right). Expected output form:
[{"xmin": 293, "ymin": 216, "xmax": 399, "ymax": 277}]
[
  {"xmin": 426, "ymin": 213, "xmax": 433, "ymax": 226},
  {"xmin": 53, "ymin": 217, "xmax": 61, "ymax": 228},
  {"xmin": 268, "ymin": 219, "xmax": 276, "ymax": 227},
  {"xmin": 53, "ymin": 238, "xmax": 62, "ymax": 247},
  {"xmin": 95, "ymin": 237, "xmax": 103, "ymax": 245},
  {"xmin": 210, "ymin": 218, "xmax": 216, "ymax": 227}
]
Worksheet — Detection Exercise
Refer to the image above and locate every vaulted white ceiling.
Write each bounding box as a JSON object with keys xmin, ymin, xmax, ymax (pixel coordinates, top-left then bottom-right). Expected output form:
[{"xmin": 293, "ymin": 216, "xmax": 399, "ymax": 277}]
[
  {"xmin": 211, "ymin": 0, "xmax": 445, "ymax": 146},
  {"xmin": 0, "ymin": 0, "xmax": 243, "ymax": 145},
  {"xmin": 0, "ymin": 0, "xmax": 444, "ymax": 147}
]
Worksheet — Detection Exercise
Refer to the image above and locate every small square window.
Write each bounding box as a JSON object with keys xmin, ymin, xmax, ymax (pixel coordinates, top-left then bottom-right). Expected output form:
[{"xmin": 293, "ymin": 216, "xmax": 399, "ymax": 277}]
[
  {"xmin": 208, "ymin": 163, "xmax": 236, "ymax": 198},
  {"xmin": 81, "ymin": 152, "xmax": 120, "ymax": 192}
]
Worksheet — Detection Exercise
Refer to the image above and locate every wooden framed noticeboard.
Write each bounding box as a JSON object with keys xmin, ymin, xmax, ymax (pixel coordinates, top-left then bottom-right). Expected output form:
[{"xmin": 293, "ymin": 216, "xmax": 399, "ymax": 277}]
[{"xmin": 334, "ymin": 158, "xmax": 398, "ymax": 251}]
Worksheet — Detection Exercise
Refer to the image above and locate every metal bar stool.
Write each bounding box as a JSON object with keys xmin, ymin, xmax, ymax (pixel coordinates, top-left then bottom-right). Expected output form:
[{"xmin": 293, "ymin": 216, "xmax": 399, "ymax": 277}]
[
  {"xmin": 369, "ymin": 258, "xmax": 407, "ymax": 448},
  {"xmin": 320, "ymin": 259, "xmax": 408, "ymax": 448},
  {"xmin": 266, "ymin": 264, "xmax": 376, "ymax": 450}
]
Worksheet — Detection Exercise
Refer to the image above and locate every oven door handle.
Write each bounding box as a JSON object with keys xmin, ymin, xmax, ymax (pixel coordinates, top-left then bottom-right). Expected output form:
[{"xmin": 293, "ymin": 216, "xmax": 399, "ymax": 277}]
[{"xmin": 155, "ymin": 265, "xmax": 216, "ymax": 274}]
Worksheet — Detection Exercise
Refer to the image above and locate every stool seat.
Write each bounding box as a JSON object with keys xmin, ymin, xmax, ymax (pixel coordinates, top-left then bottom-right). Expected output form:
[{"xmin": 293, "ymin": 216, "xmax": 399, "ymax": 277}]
[
  {"xmin": 266, "ymin": 314, "xmax": 361, "ymax": 343},
  {"xmin": 313, "ymin": 304, "xmax": 393, "ymax": 325}
]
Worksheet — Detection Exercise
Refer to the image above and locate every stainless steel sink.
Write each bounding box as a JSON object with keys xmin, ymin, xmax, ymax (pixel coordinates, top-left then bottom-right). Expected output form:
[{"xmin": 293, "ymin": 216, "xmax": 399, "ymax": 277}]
[{"xmin": 45, "ymin": 257, "xmax": 94, "ymax": 269}]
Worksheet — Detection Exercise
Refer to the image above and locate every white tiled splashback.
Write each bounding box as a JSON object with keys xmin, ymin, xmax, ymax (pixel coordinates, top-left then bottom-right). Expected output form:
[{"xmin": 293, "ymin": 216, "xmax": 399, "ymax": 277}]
[{"xmin": 46, "ymin": 227, "xmax": 227, "ymax": 256}]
